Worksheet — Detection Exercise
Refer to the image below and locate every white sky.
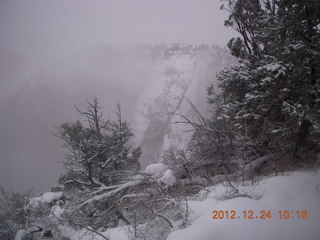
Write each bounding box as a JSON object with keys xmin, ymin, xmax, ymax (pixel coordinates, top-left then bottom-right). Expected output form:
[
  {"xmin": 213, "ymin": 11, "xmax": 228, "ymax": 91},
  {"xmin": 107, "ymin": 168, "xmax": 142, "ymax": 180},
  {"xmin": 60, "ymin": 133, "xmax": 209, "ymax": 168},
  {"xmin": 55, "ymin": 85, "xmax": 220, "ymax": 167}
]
[
  {"xmin": 0, "ymin": 0, "xmax": 236, "ymax": 192},
  {"xmin": 0, "ymin": 0, "xmax": 233, "ymax": 52}
]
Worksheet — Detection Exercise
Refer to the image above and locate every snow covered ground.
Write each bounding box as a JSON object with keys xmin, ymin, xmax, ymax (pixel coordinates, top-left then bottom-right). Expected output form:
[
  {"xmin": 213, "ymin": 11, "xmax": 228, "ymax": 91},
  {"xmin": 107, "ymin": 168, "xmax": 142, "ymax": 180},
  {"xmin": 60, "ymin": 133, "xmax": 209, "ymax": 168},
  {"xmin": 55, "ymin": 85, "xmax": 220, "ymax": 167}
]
[
  {"xmin": 57, "ymin": 170, "xmax": 320, "ymax": 240},
  {"xmin": 167, "ymin": 171, "xmax": 320, "ymax": 240}
]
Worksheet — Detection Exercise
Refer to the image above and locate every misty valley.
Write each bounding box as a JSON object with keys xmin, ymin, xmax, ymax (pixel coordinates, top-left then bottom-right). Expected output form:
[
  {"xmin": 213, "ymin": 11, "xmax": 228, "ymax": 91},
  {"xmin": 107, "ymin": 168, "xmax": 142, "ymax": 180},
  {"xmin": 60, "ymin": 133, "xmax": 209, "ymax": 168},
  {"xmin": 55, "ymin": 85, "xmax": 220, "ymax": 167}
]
[{"xmin": 1, "ymin": 1, "xmax": 320, "ymax": 240}]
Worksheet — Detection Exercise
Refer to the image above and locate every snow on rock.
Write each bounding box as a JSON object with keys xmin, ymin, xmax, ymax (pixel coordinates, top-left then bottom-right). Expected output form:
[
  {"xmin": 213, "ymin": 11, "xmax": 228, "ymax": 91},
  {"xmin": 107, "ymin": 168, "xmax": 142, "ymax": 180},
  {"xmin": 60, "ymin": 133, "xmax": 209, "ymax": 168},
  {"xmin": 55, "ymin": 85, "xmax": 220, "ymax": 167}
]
[
  {"xmin": 167, "ymin": 171, "xmax": 320, "ymax": 240},
  {"xmin": 145, "ymin": 163, "xmax": 168, "ymax": 178},
  {"xmin": 145, "ymin": 163, "xmax": 177, "ymax": 187},
  {"xmin": 28, "ymin": 192, "xmax": 63, "ymax": 208},
  {"xmin": 50, "ymin": 205, "xmax": 64, "ymax": 218},
  {"xmin": 159, "ymin": 169, "xmax": 177, "ymax": 187}
]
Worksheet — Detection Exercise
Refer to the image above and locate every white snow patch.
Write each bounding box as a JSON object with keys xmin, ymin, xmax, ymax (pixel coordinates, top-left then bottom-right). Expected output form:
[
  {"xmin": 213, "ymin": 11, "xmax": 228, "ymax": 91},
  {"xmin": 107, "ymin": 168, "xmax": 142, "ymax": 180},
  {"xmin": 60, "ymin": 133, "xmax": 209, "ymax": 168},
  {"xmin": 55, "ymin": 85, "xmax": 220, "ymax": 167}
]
[
  {"xmin": 159, "ymin": 169, "xmax": 177, "ymax": 187},
  {"xmin": 271, "ymin": 129, "xmax": 281, "ymax": 133},
  {"xmin": 145, "ymin": 163, "xmax": 176, "ymax": 187},
  {"xmin": 51, "ymin": 205, "xmax": 64, "ymax": 218},
  {"xmin": 59, "ymin": 225, "xmax": 129, "ymax": 240},
  {"xmin": 14, "ymin": 230, "xmax": 27, "ymax": 240},
  {"xmin": 28, "ymin": 192, "xmax": 63, "ymax": 208},
  {"xmin": 167, "ymin": 171, "xmax": 320, "ymax": 240},
  {"xmin": 145, "ymin": 163, "xmax": 168, "ymax": 178}
]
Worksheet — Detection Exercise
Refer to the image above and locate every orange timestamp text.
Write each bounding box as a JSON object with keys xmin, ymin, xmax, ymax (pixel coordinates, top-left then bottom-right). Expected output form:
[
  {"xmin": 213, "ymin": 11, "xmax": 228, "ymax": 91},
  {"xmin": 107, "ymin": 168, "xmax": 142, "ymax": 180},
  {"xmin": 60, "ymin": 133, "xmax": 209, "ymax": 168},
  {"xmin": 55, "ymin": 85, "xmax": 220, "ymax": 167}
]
[{"xmin": 212, "ymin": 210, "xmax": 308, "ymax": 220}]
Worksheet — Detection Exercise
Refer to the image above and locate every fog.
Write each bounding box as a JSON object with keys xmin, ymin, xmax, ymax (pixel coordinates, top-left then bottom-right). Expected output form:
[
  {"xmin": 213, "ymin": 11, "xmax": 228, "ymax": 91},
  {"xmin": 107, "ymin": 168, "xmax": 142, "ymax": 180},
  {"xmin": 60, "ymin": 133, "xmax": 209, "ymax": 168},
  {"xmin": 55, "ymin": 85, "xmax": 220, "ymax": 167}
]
[{"xmin": 0, "ymin": 0, "xmax": 234, "ymax": 192}]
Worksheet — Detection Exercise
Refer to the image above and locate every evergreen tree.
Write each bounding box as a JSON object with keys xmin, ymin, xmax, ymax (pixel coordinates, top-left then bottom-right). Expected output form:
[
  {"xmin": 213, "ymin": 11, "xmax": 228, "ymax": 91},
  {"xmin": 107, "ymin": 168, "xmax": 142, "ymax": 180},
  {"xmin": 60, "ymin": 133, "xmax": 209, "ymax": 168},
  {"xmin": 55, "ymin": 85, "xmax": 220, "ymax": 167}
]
[
  {"xmin": 56, "ymin": 97, "xmax": 141, "ymax": 189},
  {"xmin": 213, "ymin": 0, "xmax": 320, "ymax": 160}
]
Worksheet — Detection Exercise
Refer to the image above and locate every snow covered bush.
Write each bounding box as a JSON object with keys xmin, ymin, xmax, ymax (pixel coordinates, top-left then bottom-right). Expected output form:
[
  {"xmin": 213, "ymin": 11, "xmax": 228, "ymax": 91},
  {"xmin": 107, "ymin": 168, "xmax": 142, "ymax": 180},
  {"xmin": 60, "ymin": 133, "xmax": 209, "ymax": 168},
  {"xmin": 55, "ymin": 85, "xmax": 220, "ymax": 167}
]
[
  {"xmin": 55, "ymin": 98, "xmax": 141, "ymax": 191},
  {"xmin": 22, "ymin": 191, "xmax": 65, "ymax": 239},
  {"xmin": 0, "ymin": 186, "xmax": 32, "ymax": 240},
  {"xmin": 44, "ymin": 98, "xmax": 185, "ymax": 239}
]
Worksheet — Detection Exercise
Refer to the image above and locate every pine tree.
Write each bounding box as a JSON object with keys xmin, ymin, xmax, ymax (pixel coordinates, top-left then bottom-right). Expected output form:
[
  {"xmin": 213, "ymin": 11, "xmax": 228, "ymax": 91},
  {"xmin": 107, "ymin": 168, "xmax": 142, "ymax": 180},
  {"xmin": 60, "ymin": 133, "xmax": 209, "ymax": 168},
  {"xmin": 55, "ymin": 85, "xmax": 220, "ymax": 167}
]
[
  {"xmin": 56, "ymin": 97, "xmax": 141, "ymax": 189},
  {"xmin": 214, "ymin": 0, "xmax": 320, "ymax": 161}
]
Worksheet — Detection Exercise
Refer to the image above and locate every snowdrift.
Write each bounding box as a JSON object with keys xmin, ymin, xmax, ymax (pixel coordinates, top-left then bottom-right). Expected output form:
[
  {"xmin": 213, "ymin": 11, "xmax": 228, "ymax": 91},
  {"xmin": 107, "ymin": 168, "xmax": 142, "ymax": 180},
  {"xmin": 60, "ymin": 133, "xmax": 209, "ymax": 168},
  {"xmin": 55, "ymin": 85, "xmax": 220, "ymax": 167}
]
[
  {"xmin": 58, "ymin": 171, "xmax": 320, "ymax": 240},
  {"xmin": 167, "ymin": 171, "xmax": 320, "ymax": 240}
]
